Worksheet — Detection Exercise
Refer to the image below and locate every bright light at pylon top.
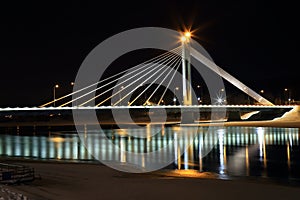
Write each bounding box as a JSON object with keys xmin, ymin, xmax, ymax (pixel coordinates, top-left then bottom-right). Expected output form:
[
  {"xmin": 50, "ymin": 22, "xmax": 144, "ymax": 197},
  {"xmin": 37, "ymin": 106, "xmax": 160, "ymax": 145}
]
[
  {"xmin": 180, "ymin": 31, "xmax": 191, "ymax": 42},
  {"xmin": 184, "ymin": 32, "xmax": 191, "ymax": 38}
]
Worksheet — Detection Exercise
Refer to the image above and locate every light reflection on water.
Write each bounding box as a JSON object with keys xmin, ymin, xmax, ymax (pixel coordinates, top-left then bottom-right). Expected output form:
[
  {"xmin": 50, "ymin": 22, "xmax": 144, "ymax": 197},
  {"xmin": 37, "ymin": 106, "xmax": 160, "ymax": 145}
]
[{"xmin": 0, "ymin": 126, "xmax": 299, "ymax": 182}]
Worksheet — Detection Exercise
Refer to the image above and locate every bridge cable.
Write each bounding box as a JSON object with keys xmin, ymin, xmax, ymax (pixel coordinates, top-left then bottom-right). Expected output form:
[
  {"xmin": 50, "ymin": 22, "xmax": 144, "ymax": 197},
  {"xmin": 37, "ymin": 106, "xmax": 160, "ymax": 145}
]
[
  {"xmin": 40, "ymin": 46, "xmax": 181, "ymax": 107},
  {"xmin": 126, "ymin": 54, "xmax": 182, "ymax": 106},
  {"xmin": 78, "ymin": 48, "xmax": 181, "ymax": 107},
  {"xmin": 144, "ymin": 58, "xmax": 182, "ymax": 106},
  {"xmin": 59, "ymin": 48, "xmax": 179, "ymax": 107},
  {"xmin": 157, "ymin": 59, "xmax": 182, "ymax": 105},
  {"xmin": 58, "ymin": 47, "xmax": 181, "ymax": 107},
  {"xmin": 95, "ymin": 49, "xmax": 181, "ymax": 106}
]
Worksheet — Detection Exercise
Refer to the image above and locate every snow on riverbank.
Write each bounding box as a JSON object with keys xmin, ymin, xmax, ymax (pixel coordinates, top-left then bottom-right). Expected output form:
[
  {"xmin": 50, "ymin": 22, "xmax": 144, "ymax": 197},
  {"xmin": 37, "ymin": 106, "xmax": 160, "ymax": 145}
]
[
  {"xmin": 274, "ymin": 106, "xmax": 300, "ymax": 121},
  {"xmin": 0, "ymin": 185, "xmax": 29, "ymax": 200}
]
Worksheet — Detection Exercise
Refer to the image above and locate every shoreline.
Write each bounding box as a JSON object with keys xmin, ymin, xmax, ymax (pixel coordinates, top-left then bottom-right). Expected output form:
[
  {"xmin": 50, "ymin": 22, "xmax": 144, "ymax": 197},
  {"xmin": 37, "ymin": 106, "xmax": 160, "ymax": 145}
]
[
  {"xmin": 2, "ymin": 157, "xmax": 300, "ymax": 185},
  {"xmin": 1, "ymin": 160, "xmax": 300, "ymax": 200}
]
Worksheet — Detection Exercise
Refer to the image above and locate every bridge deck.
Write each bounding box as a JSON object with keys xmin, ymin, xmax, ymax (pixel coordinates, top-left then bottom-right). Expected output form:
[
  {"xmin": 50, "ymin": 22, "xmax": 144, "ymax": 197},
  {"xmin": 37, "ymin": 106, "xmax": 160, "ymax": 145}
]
[
  {"xmin": 0, "ymin": 105, "xmax": 295, "ymax": 127},
  {"xmin": 0, "ymin": 105, "xmax": 295, "ymax": 112}
]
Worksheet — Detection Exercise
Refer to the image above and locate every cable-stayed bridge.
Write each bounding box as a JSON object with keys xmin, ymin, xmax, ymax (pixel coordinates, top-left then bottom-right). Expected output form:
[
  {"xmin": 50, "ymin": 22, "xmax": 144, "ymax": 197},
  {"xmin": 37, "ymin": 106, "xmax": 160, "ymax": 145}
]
[{"xmin": 0, "ymin": 32, "xmax": 295, "ymax": 125}]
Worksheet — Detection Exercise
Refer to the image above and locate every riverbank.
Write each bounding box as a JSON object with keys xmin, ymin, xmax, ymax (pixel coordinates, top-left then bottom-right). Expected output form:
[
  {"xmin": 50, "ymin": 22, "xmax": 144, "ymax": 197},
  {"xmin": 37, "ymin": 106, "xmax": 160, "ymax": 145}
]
[
  {"xmin": 1, "ymin": 160, "xmax": 300, "ymax": 200},
  {"xmin": 196, "ymin": 105, "xmax": 300, "ymax": 128}
]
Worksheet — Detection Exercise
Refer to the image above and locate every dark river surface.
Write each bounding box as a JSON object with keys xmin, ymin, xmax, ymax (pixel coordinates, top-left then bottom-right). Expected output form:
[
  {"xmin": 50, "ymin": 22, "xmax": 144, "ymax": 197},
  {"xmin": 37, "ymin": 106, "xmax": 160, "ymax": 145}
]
[{"xmin": 0, "ymin": 125, "xmax": 299, "ymax": 186}]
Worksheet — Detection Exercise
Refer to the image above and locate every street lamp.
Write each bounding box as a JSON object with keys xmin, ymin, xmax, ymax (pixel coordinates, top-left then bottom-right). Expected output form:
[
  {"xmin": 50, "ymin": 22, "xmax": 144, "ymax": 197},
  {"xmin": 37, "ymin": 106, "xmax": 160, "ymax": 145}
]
[
  {"xmin": 197, "ymin": 85, "xmax": 203, "ymax": 104},
  {"xmin": 53, "ymin": 84, "xmax": 59, "ymax": 107},
  {"xmin": 217, "ymin": 88, "xmax": 225, "ymax": 98},
  {"xmin": 70, "ymin": 82, "xmax": 76, "ymax": 106},
  {"xmin": 284, "ymin": 88, "xmax": 291, "ymax": 105},
  {"xmin": 173, "ymin": 87, "xmax": 179, "ymax": 105},
  {"xmin": 197, "ymin": 97, "xmax": 201, "ymax": 105},
  {"xmin": 217, "ymin": 88, "xmax": 225, "ymax": 96},
  {"xmin": 119, "ymin": 86, "xmax": 124, "ymax": 105},
  {"xmin": 215, "ymin": 88, "xmax": 225, "ymax": 105}
]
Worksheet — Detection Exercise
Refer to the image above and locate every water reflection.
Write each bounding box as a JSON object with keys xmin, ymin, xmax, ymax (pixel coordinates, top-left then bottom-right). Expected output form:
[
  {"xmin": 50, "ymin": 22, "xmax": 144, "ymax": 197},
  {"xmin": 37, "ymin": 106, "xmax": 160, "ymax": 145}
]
[
  {"xmin": 82, "ymin": 125, "xmax": 215, "ymax": 172},
  {"xmin": 0, "ymin": 133, "xmax": 91, "ymax": 161},
  {"xmin": 0, "ymin": 126, "xmax": 300, "ymax": 181}
]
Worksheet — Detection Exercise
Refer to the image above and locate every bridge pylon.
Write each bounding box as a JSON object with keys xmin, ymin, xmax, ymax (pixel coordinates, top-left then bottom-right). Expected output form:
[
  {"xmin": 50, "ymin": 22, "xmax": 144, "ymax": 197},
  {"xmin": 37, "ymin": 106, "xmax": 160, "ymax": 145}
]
[
  {"xmin": 181, "ymin": 32, "xmax": 195, "ymax": 124},
  {"xmin": 181, "ymin": 33, "xmax": 192, "ymax": 106}
]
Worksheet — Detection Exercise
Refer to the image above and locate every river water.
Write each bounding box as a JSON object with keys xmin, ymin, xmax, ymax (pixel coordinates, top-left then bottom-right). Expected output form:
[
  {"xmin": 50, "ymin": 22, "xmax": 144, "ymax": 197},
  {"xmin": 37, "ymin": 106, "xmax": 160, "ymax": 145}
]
[{"xmin": 0, "ymin": 125, "xmax": 299, "ymax": 185}]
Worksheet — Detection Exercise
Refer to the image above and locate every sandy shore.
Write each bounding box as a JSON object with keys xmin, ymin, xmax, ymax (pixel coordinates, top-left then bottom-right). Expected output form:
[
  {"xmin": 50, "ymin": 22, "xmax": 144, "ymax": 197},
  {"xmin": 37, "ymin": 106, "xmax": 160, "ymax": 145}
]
[{"xmin": 0, "ymin": 161, "xmax": 299, "ymax": 200}]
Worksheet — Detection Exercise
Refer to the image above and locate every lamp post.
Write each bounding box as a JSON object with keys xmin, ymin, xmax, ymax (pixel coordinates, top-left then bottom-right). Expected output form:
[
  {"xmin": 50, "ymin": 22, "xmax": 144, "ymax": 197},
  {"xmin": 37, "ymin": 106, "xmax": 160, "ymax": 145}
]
[
  {"xmin": 284, "ymin": 88, "xmax": 291, "ymax": 105},
  {"xmin": 217, "ymin": 88, "xmax": 225, "ymax": 99},
  {"xmin": 258, "ymin": 90, "xmax": 264, "ymax": 105},
  {"xmin": 119, "ymin": 86, "xmax": 124, "ymax": 105},
  {"xmin": 173, "ymin": 97, "xmax": 176, "ymax": 105},
  {"xmin": 173, "ymin": 87, "xmax": 179, "ymax": 105},
  {"xmin": 53, "ymin": 84, "xmax": 59, "ymax": 107},
  {"xmin": 284, "ymin": 88, "xmax": 288, "ymax": 105},
  {"xmin": 197, "ymin": 85, "xmax": 203, "ymax": 104},
  {"xmin": 219, "ymin": 88, "xmax": 224, "ymax": 95},
  {"xmin": 70, "ymin": 82, "xmax": 75, "ymax": 106},
  {"xmin": 215, "ymin": 88, "xmax": 225, "ymax": 105},
  {"xmin": 259, "ymin": 89, "xmax": 264, "ymax": 95},
  {"xmin": 197, "ymin": 97, "xmax": 201, "ymax": 105}
]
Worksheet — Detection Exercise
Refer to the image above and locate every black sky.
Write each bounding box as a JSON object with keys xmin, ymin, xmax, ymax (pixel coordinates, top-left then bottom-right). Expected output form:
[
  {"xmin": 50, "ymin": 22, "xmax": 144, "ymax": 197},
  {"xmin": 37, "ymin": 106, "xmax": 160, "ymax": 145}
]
[{"xmin": 0, "ymin": 0, "xmax": 299, "ymax": 107}]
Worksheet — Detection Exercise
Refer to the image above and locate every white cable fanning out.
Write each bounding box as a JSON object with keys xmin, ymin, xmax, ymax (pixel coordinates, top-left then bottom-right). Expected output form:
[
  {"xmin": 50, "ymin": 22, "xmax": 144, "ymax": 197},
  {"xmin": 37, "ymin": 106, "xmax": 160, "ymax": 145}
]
[
  {"xmin": 145, "ymin": 58, "xmax": 182, "ymax": 105},
  {"xmin": 39, "ymin": 46, "xmax": 181, "ymax": 107},
  {"xmin": 78, "ymin": 49, "xmax": 181, "ymax": 107},
  {"xmin": 60, "ymin": 52, "xmax": 175, "ymax": 107},
  {"xmin": 127, "ymin": 55, "xmax": 181, "ymax": 106},
  {"xmin": 94, "ymin": 48, "xmax": 178, "ymax": 107},
  {"xmin": 97, "ymin": 54, "xmax": 176, "ymax": 106},
  {"xmin": 113, "ymin": 49, "xmax": 182, "ymax": 106},
  {"xmin": 59, "ymin": 48, "xmax": 179, "ymax": 107},
  {"xmin": 157, "ymin": 59, "xmax": 182, "ymax": 105},
  {"xmin": 58, "ymin": 47, "xmax": 182, "ymax": 107}
]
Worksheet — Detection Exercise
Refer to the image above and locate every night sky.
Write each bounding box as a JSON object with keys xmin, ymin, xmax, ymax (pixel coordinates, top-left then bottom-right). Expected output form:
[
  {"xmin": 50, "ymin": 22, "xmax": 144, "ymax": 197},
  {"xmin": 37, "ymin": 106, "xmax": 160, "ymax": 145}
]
[{"xmin": 0, "ymin": 0, "xmax": 299, "ymax": 107}]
